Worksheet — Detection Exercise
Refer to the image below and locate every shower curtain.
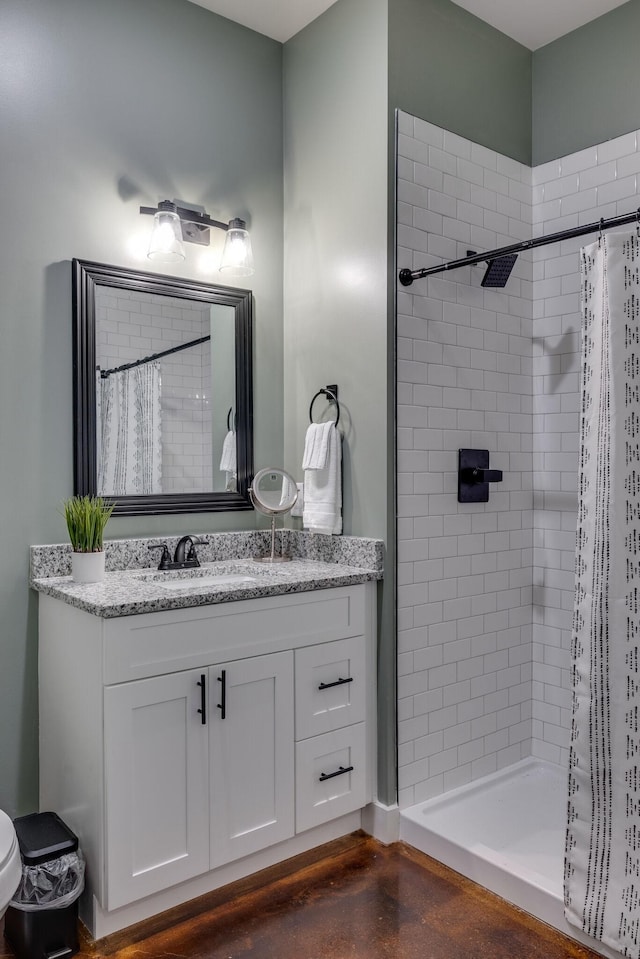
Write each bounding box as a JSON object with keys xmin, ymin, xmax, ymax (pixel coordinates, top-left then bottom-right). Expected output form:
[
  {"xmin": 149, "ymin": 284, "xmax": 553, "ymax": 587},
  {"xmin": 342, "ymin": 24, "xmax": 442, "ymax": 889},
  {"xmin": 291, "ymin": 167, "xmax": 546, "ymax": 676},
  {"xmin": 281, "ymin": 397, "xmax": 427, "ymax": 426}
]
[
  {"xmin": 565, "ymin": 231, "xmax": 640, "ymax": 956},
  {"xmin": 98, "ymin": 362, "xmax": 162, "ymax": 496}
]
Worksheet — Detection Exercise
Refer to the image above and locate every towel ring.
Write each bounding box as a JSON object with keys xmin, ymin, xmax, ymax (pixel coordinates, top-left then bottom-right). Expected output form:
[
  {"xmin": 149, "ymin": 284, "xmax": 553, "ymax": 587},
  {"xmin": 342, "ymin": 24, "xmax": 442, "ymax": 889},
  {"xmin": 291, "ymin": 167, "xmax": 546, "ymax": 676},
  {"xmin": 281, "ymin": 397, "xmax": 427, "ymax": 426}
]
[
  {"xmin": 227, "ymin": 407, "xmax": 233, "ymax": 431},
  {"xmin": 309, "ymin": 388, "xmax": 340, "ymax": 427}
]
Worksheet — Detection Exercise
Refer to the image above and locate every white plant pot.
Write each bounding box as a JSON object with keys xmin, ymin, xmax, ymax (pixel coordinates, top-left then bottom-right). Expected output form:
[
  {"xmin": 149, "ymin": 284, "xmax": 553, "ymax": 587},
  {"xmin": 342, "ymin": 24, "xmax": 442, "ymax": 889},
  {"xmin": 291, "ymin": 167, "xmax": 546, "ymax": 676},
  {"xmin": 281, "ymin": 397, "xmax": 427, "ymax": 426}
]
[{"xmin": 71, "ymin": 550, "xmax": 105, "ymax": 584}]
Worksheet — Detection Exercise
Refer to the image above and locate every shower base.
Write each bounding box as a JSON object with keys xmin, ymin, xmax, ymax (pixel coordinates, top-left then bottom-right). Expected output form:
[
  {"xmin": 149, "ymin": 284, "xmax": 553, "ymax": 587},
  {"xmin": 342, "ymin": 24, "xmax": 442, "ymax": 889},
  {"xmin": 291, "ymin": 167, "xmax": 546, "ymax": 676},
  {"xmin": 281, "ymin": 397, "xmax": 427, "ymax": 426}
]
[{"xmin": 399, "ymin": 758, "xmax": 617, "ymax": 958}]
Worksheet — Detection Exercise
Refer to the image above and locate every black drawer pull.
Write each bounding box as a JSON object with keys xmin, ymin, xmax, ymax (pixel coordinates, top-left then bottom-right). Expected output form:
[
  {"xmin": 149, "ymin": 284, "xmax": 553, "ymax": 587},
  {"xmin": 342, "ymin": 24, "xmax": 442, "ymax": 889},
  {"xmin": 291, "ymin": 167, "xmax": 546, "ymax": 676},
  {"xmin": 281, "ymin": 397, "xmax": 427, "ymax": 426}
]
[
  {"xmin": 217, "ymin": 669, "xmax": 226, "ymax": 719},
  {"xmin": 319, "ymin": 764, "xmax": 354, "ymax": 782},
  {"xmin": 318, "ymin": 676, "xmax": 353, "ymax": 691},
  {"xmin": 197, "ymin": 674, "xmax": 206, "ymax": 725}
]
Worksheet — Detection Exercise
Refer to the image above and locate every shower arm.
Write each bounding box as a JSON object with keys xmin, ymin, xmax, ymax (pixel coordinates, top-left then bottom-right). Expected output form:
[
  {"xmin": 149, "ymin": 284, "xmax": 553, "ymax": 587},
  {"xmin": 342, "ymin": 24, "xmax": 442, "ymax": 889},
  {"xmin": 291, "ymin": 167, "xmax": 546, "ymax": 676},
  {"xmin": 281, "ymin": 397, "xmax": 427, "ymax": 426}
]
[{"xmin": 398, "ymin": 207, "xmax": 640, "ymax": 287}]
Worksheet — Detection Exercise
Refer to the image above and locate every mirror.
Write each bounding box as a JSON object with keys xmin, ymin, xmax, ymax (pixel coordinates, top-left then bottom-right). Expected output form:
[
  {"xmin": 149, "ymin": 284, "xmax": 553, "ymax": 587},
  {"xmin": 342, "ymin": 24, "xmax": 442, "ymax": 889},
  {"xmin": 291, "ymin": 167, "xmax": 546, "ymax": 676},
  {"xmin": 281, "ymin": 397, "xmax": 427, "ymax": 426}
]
[
  {"xmin": 73, "ymin": 259, "xmax": 253, "ymax": 515},
  {"xmin": 249, "ymin": 467, "xmax": 298, "ymax": 563}
]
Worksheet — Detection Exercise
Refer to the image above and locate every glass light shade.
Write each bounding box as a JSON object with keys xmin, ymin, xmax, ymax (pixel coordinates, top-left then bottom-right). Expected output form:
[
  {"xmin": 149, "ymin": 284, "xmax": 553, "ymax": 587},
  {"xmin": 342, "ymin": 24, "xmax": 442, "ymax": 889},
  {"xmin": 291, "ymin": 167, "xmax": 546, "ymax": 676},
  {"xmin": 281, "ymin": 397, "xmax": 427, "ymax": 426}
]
[
  {"xmin": 219, "ymin": 220, "xmax": 254, "ymax": 276},
  {"xmin": 147, "ymin": 209, "xmax": 186, "ymax": 262}
]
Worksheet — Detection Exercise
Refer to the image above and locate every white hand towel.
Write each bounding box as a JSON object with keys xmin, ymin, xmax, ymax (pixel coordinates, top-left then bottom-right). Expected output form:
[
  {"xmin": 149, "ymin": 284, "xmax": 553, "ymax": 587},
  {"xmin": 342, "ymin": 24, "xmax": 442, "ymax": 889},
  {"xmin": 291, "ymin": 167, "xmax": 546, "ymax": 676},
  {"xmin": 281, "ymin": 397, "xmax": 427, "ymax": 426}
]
[
  {"xmin": 302, "ymin": 424, "xmax": 342, "ymax": 535},
  {"xmin": 219, "ymin": 430, "xmax": 236, "ymax": 473},
  {"xmin": 302, "ymin": 421, "xmax": 333, "ymax": 471}
]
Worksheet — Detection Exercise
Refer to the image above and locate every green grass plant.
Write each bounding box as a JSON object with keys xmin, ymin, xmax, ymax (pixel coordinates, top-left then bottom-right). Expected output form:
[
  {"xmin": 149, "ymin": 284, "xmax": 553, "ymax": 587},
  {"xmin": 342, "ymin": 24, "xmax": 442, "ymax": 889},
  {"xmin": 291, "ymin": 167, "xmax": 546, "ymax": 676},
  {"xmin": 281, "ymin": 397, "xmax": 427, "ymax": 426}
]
[{"xmin": 62, "ymin": 495, "xmax": 114, "ymax": 553}]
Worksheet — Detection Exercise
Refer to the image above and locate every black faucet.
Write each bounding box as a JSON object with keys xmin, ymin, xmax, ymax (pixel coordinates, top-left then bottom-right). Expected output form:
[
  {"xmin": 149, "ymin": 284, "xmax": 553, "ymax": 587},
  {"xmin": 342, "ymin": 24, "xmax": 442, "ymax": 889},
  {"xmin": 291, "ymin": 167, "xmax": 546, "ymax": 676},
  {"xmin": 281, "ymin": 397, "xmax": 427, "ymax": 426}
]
[
  {"xmin": 173, "ymin": 535, "xmax": 202, "ymax": 567},
  {"xmin": 148, "ymin": 536, "xmax": 204, "ymax": 570}
]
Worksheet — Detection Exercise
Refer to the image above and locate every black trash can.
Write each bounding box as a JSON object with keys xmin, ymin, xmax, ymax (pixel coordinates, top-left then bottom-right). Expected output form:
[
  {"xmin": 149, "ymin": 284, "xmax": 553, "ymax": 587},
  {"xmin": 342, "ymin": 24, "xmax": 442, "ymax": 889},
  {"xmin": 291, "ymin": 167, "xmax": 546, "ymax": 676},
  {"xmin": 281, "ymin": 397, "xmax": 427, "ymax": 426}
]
[{"xmin": 4, "ymin": 812, "xmax": 85, "ymax": 959}]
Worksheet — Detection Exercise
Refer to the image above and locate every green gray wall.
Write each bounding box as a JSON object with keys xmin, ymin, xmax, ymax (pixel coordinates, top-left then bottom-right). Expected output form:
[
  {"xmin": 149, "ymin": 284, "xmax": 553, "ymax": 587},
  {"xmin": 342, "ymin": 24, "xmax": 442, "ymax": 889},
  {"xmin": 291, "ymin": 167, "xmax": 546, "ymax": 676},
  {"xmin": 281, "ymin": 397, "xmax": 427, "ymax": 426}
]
[
  {"xmin": 282, "ymin": 0, "xmax": 394, "ymax": 801},
  {"xmin": 532, "ymin": 0, "xmax": 640, "ymax": 164},
  {"xmin": 388, "ymin": 0, "xmax": 532, "ymax": 164},
  {"xmin": 0, "ymin": 0, "xmax": 283, "ymax": 816},
  {"xmin": 282, "ymin": 0, "xmax": 388, "ymax": 537}
]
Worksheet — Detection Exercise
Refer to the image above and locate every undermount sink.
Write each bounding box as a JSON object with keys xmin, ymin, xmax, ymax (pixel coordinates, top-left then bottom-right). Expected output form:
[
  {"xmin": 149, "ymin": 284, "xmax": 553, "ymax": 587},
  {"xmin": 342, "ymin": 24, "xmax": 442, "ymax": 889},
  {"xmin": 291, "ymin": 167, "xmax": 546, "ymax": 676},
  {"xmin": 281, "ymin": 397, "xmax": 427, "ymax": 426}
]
[
  {"xmin": 132, "ymin": 562, "xmax": 265, "ymax": 585},
  {"xmin": 156, "ymin": 574, "xmax": 258, "ymax": 591}
]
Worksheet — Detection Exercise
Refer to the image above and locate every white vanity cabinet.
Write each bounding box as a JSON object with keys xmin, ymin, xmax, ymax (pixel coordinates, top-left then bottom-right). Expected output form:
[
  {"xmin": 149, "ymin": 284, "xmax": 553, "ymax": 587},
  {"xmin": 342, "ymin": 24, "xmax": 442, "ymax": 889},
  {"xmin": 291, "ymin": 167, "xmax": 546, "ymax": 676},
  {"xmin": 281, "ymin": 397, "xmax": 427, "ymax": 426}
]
[
  {"xmin": 38, "ymin": 582, "xmax": 375, "ymax": 937},
  {"xmin": 103, "ymin": 651, "xmax": 294, "ymax": 909}
]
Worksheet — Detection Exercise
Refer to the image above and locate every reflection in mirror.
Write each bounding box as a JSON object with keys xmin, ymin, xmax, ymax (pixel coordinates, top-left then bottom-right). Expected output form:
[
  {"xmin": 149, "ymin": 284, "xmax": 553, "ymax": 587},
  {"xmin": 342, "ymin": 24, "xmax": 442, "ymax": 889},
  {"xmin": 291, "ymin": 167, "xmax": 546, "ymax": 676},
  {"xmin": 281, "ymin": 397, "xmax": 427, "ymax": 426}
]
[
  {"xmin": 250, "ymin": 468, "xmax": 298, "ymax": 514},
  {"xmin": 96, "ymin": 292, "xmax": 236, "ymax": 496},
  {"xmin": 73, "ymin": 259, "xmax": 253, "ymax": 516},
  {"xmin": 249, "ymin": 467, "xmax": 298, "ymax": 563}
]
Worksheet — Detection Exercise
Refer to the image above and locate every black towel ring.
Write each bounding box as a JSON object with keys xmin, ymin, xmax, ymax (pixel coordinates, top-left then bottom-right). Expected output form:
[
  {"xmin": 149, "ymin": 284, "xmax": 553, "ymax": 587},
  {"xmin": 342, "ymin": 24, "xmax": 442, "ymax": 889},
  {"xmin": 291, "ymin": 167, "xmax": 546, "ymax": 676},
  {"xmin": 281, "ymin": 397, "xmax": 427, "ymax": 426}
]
[
  {"xmin": 309, "ymin": 388, "xmax": 340, "ymax": 427},
  {"xmin": 227, "ymin": 407, "xmax": 236, "ymax": 432}
]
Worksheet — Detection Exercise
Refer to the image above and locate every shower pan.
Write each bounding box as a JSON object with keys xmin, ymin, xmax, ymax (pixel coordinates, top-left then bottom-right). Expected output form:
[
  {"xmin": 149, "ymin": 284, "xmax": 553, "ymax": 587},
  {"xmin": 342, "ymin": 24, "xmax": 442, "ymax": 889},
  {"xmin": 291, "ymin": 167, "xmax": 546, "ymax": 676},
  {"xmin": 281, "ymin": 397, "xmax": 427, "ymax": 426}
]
[
  {"xmin": 401, "ymin": 760, "xmax": 563, "ymax": 918},
  {"xmin": 399, "ymin": 759, "xmax": 620, "ymax": 959}
]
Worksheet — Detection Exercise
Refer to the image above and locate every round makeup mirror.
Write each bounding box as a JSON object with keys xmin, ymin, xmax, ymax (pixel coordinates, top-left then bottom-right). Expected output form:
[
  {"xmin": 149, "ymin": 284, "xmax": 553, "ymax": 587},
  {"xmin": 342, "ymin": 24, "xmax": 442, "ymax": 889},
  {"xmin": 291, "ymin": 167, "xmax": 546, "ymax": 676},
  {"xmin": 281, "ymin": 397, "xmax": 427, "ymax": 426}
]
[{"xmin": 249, "ymin": 467, "xmax": 298, "ymax": 563}]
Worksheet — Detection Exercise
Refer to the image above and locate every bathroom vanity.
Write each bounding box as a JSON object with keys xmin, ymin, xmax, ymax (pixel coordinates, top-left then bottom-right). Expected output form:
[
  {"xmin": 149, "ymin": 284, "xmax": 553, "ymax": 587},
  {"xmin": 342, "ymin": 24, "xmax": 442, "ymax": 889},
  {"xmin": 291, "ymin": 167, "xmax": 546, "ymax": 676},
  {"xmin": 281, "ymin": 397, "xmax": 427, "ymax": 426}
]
[{"xmin": 32, "ymin": 534, "xmax": 382, "ymax": 939}]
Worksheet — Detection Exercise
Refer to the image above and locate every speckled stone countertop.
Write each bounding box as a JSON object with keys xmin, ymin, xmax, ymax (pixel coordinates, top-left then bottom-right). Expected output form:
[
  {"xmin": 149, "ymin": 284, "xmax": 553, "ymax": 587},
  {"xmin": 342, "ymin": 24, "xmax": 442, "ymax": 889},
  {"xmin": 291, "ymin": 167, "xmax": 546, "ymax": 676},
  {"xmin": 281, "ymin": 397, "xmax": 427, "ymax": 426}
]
[{"xmin": 30, "ymin": 530, "xmax": 384, "ymax": 619}]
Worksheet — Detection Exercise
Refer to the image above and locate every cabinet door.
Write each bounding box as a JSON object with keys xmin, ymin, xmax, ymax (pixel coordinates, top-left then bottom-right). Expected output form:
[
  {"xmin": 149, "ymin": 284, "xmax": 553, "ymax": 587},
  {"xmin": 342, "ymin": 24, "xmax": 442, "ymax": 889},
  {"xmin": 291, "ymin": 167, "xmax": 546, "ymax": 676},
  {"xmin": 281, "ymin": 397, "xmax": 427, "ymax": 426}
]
[
  {"xmin": 209, "ymin": 651, "xmax": 294, "ymax": 868},
  {"xmin": 104, "ymin": 670, "xmax": 209, "ymax": 909}
]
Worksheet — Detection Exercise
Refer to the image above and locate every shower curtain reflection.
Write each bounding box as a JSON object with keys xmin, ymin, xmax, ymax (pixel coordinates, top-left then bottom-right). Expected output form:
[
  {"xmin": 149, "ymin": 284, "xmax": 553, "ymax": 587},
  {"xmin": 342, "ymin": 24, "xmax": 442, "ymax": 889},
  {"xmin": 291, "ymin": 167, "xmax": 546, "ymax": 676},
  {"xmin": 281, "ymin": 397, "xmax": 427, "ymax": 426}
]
[{"xmin": 98, "ymin": 362, "xmax": 162, "ymax": 496}]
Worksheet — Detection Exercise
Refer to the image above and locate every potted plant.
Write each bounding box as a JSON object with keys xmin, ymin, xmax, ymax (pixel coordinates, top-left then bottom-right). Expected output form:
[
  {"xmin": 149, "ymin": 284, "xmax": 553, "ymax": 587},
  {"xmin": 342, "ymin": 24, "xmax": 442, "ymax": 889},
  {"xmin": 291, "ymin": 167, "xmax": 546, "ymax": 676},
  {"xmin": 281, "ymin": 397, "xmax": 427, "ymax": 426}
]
[{"xmin": 62, "ymin": 495, "xmax": 114, "ymax": 583}]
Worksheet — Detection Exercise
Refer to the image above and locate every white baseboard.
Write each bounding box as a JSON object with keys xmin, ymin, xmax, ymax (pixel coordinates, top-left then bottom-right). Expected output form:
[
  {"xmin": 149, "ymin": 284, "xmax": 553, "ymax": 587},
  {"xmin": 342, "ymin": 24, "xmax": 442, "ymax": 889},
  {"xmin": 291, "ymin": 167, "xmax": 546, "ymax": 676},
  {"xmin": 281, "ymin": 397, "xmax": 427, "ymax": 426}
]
[{"xmin": 361, "ymin": 801, "xmax": 400, "ymax": 844}]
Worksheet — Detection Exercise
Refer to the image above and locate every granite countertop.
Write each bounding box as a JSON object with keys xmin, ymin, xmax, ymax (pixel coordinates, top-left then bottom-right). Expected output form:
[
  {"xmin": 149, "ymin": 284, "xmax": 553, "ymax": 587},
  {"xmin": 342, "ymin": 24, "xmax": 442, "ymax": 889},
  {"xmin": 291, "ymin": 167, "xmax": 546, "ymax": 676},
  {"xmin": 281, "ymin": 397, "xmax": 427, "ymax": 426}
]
[
  {"xmin": 30, "ymin": 531, "xmax": 383, "ymax": 619},
  {"xmin": 31, "ymin": 558, "xmax": 381, "ymax": 618}
]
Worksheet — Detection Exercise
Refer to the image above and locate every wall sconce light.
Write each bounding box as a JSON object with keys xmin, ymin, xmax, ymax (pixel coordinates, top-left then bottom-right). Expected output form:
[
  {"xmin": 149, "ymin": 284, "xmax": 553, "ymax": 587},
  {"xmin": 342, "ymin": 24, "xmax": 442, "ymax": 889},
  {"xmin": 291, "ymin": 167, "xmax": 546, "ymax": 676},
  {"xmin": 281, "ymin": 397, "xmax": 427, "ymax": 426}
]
[{"xmin": 140, "ymin": 200, "xmax": 255, "ymax": 277}]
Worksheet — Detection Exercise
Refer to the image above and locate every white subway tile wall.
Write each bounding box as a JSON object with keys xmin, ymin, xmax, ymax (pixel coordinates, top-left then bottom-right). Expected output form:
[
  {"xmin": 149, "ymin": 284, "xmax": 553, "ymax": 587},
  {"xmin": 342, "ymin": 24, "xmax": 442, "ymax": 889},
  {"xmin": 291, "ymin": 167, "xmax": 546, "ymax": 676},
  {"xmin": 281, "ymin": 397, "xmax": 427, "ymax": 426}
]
[
  {"xmin": 97, "ymin": 290, "xmax": 213, "ymax": 493},
  {"xmin": 397, "ymin": 110, "xmax": 640, "ymax": 806},
  {"xmin": 397, "ymin": 110, "xmax": 534, "ymax": 807}
]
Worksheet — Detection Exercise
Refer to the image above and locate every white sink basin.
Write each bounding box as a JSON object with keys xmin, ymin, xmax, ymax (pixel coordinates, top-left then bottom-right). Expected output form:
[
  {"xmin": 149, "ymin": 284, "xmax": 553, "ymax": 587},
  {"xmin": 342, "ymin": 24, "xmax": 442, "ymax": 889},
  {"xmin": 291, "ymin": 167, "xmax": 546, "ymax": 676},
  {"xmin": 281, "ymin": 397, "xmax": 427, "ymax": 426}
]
[{"xmin": 156, "ymin": 574, "xmax": 258, "ymax": 591}]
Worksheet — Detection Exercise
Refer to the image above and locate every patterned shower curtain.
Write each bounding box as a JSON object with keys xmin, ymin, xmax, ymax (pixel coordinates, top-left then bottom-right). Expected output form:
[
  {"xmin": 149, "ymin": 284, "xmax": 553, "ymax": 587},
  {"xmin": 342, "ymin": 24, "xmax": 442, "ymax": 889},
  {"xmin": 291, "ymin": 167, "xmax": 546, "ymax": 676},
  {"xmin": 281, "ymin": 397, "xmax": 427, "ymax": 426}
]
[
  {"xmin": 98, "ymin": 362, "xmax": 162, "ymax": 496},
  {"xmin": 565, "ymin": 231, "xmax": 640, "ymax": 956}
]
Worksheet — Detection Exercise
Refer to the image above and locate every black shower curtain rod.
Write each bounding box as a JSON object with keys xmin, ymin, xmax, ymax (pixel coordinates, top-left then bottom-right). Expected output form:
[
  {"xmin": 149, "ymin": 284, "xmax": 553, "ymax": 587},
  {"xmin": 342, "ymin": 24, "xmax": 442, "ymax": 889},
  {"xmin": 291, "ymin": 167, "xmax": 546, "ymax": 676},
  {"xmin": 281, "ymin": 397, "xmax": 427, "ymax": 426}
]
[
  {"xmin": 99, "ymin": 334, "xmax": 211, "ymax": 378},
  {"xmin": 398, "ymin": 206, "xmax": 640, "ymax": 287}
]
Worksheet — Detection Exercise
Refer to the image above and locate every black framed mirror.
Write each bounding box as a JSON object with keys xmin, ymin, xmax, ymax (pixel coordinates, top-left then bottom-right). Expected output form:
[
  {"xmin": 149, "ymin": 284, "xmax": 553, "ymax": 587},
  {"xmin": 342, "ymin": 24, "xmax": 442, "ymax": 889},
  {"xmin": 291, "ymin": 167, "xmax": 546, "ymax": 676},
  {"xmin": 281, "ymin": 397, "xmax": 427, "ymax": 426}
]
[{"xmin": 73, "ymin": 259, "xmax": 253, "ymax": 515}]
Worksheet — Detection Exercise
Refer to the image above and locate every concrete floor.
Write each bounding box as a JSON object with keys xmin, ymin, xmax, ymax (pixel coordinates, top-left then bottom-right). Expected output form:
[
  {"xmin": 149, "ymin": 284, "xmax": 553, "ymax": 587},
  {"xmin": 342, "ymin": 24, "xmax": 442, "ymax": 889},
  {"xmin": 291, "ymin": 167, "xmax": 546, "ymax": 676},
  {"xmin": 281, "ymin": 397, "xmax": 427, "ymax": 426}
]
[{"xmin": 2, "ymin": 833, "xmax": 602, "ymax": 959}]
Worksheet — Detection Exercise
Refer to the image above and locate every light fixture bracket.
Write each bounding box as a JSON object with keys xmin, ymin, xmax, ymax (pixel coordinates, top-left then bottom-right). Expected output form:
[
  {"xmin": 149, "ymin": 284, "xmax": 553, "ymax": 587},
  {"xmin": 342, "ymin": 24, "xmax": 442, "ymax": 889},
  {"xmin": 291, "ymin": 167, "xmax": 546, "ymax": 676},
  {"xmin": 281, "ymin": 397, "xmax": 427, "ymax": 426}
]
[
  {"xmin": 181, "ymin": 221, "xmax": 211, "ymax": 247},
  {"xmin": 140, "ymin": 202, "xmax": 232, "ymax": 249}
]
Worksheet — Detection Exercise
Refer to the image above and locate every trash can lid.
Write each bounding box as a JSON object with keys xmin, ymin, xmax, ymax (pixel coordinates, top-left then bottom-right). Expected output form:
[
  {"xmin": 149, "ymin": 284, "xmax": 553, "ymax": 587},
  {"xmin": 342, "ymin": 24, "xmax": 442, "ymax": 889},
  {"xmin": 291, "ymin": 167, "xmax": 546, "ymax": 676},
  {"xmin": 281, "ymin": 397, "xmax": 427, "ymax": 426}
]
[{"xmin": 13, "ymin": 812, "xmax": 78, "ymax": 865}]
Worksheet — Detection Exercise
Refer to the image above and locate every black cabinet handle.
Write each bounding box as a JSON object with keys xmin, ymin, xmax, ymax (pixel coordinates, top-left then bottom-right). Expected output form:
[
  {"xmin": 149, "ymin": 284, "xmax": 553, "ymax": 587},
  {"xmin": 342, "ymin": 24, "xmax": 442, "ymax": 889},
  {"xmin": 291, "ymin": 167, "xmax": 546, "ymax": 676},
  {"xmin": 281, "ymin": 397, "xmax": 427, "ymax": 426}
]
[
  {"xmin": 197, "ymin": 674, "xmax": 206, "ymax": 725},
  {"xmin": 319, "ymin": 764, "xmax": 354, "ymax": 782},
  {"xmin": 318, "ymin": 676, "xmax": 353, "ymax": 691},
  {"xmin": 217, "ymin": 669, "xmax": 226, "ymax": 719}
]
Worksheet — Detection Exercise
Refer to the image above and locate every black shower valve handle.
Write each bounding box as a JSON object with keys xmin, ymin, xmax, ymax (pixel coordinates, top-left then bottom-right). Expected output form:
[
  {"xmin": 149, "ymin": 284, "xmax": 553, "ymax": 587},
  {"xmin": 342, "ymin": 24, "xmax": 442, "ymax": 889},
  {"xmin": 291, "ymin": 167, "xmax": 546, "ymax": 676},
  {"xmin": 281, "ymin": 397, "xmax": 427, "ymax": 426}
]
[{"xmin": 464, "ymin": 467, "xmax": 503, "ymax": 484}]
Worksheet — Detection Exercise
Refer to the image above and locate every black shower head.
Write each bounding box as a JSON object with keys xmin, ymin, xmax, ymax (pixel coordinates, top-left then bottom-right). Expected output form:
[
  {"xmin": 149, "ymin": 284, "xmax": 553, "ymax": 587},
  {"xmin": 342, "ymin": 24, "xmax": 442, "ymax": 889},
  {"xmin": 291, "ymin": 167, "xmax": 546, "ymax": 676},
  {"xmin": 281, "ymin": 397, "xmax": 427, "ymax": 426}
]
[{"xmin": 481, "ymin": 253, "xmax": 518, "ymax": 288}]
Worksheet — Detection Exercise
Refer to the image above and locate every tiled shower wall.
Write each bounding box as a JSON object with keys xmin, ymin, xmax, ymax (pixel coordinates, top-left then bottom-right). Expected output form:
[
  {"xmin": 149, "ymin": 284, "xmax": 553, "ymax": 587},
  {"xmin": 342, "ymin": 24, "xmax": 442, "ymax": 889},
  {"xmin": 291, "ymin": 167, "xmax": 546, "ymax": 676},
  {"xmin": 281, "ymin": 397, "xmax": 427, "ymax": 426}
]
[
  {"xmin": 397, "ymin": 108, "xmax": 640, "ymax": 807},
  {"xmin": 396, "ymin": 110, "xmax": 534, "ymax": 808},
  {"xmin": 97, "ymin": 290, "xmax": 213, "ymax": 493}
]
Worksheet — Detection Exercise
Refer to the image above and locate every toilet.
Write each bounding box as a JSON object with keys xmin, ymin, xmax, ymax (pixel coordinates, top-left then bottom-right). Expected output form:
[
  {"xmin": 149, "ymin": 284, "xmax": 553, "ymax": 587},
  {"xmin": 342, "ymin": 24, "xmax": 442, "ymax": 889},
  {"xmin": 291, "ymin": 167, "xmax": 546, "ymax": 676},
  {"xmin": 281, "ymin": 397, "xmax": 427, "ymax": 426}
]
[{"xmin": 0, "ymin": 810, "xmax": 21, "ymax": 917}]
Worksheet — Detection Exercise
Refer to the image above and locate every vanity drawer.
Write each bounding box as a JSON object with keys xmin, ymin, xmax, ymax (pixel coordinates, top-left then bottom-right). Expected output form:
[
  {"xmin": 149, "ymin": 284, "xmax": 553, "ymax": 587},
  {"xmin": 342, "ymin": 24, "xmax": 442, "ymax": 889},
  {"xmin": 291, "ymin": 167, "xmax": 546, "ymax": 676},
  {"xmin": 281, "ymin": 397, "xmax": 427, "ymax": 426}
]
[
  {"xmin": 295, "ymin": 723, "xmax": 368, "ymax": 833},
  {"xmin": 103, "ymin": 586, "xmax": 366, "ymax": 684},
  {"xmin": 294, "ymin": 636, "xmax": 366, "ymax": 740}
]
